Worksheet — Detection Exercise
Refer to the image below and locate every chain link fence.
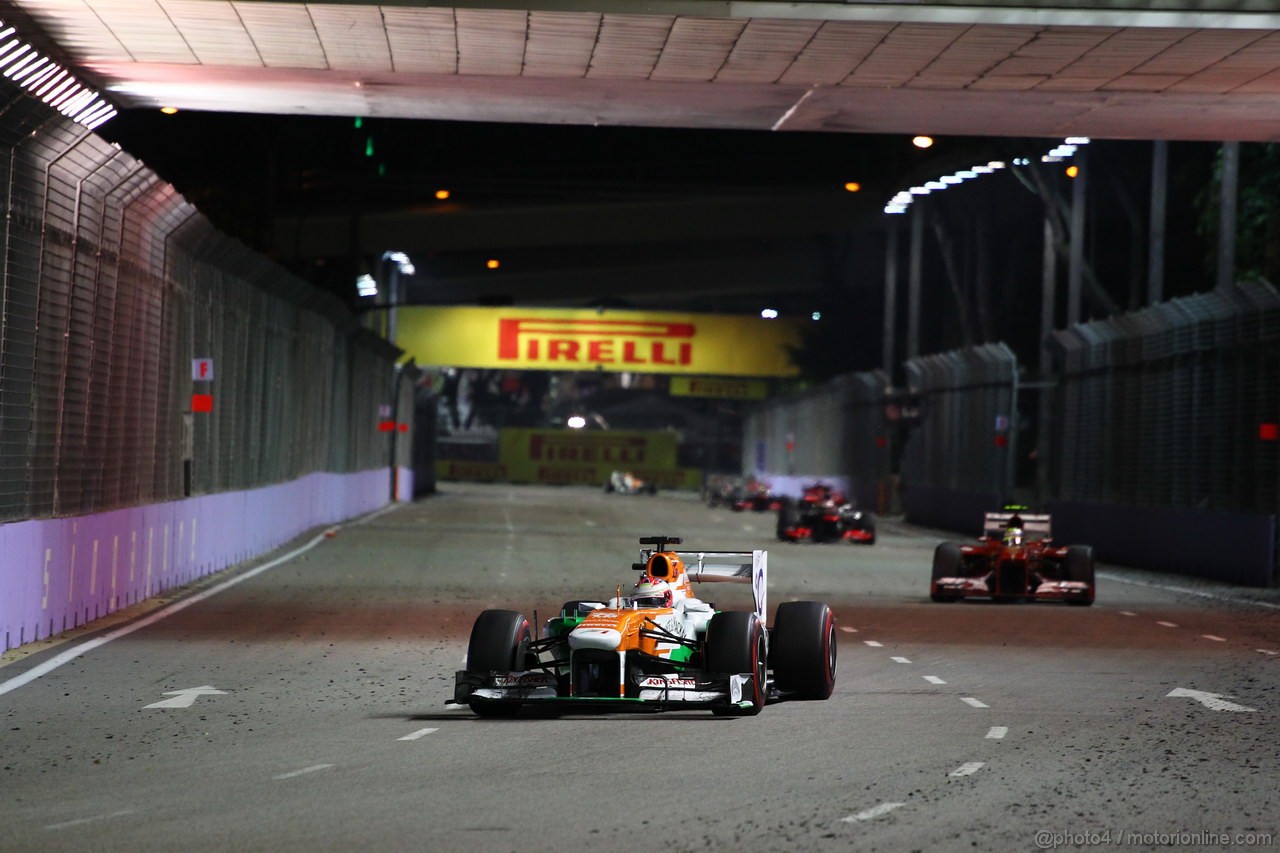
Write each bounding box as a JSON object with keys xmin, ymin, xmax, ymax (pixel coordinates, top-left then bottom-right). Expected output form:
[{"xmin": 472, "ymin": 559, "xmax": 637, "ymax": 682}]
[{"xmin": 0, "ymin": 94, "xmax": 401, "ymax": 525}]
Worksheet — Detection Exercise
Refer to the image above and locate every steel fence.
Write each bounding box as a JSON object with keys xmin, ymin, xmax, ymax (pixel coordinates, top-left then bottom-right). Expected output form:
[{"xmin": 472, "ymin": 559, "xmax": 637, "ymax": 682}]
[
  {"xmin": 1050, "ymin": 280, "xmax": 1280, "ymax": 516},
  {"xmin": 0, "ymin": 94, "xmax": 401, "ymax": 524},
  {"xmin": 901, "ymin": 343, "xmax": 1019, "ymax": 501}
]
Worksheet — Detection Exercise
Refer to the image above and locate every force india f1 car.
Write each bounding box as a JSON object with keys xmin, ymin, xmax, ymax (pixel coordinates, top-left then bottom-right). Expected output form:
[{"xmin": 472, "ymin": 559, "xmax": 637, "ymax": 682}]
[
  {"xmin": 930, "ymin": 511, "xmax": 1095, "ymax": 605},
  {"xmin": 776, "ymin": 483, "xmax": 876, "ymax": 544},
  {"xmin": 453, "ymin": 537, "xmax": 837, "ymax": 717}
]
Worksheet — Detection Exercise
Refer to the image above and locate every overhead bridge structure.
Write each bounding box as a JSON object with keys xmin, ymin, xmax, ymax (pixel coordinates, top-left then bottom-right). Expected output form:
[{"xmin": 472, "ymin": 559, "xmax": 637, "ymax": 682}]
[{"xmin": 5, "ymin": 0, "xmax": 1280, "ymax": 140}]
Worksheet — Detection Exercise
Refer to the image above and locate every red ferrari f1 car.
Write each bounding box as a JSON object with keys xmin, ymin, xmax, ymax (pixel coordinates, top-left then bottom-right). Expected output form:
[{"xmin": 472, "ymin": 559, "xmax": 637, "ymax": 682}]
[
  {"xmin": 776, "ymin": 483, "xmax": 876, "ymax": 544},
  {"xmin": 930, "ymin": 510, "xmax": 1095, "ymax": 605}
]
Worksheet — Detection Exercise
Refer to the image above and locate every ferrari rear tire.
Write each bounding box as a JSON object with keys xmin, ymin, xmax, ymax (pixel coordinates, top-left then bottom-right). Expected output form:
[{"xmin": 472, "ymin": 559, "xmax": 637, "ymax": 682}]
[
  {"xmin": 466, "ymin": 610, "xmax": 532, "ymax": 718},
  {"xmin": 705, "ymin": 611, "xmax": 766, "ymax": 716},
  {"xmin": 930, "ymin": 542, "xmax": 962, "ymax": 602},
  {"xmin": 771, "ymin": 601, "xmax": 836, "ymax": 699},
  {"xmin": 1065, "ymin": 545, "xmax": 1096, "ymax": 606}
]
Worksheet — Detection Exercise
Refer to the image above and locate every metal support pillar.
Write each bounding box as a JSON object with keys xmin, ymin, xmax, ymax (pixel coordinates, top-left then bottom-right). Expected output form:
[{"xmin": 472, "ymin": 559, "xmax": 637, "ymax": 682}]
[
  {"xmin": 1217, "ymin": 141, "xmax": 1239, "ymax": 290},
  {"xmin": 1036, "ymin": 215, "xmax": 1056, "ymax": 503},
  {"xmin": 1148, "ymin": 140, "xmax": 1168, "ymax": 305},
  {"xmin": 882, "ymin": 220, "xmax": 898, "ymax": 379},
  {"xmin": 1067, "ymin": 147, "xmax": 1087, "ymax": 326},
  {"xmin": 907, "ymin": 204, "xmax": 923, "ymax": 361}
]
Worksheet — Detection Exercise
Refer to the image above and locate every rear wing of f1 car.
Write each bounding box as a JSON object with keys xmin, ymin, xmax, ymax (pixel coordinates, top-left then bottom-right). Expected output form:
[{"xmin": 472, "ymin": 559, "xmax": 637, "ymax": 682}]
[
  {"xmin": 982, "ymin": 512, "xmax": 1052, "ymax": 541},
  {"xmin": 639, "ymin": 542, "xmax": 768, "ymax": 626}
]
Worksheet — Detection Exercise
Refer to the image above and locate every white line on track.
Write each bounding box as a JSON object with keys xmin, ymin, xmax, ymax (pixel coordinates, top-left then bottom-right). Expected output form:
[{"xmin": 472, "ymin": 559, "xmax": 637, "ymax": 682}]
[
  {"xmin": 839, "ymin": 626, "xmax": 858, "ymax": 633},
  {"xmin": 1119, "ymin": 610, "xmax": 1137, "ymax": 616},
  {"xmin": 273, "ymin": 764, "xmax": 334, "ymax": 780},
  {"xmin": 45, "ymin": 810, "xmax": 136, "ymax": 831},
  {"xmin": 839, "ymin": 802, "xmax": 905, "ymax": 823},
  {"xmin": 1257, "ymin": 649, "xmax": 1278, "ymax": 656},
  {"xmin": 0, "ymin": 503, "xmax": 402, "ymax": 697},
  {"xmin": 985, "ymin": 726, "xmax": 1008, "ymax": 739},
  {"xmin": 1098, "ymin": 572, "xmax": 1280, "ymax": 610},
  {"xmin": 1202, "ymin": 635, "xmax": 1226, "ymax": 642},
  {"xmin": 950, "ymin": 762, "xmax": 985, "ymax": 777},
  {"xmin": 891, "ymin": 656, "xmax": 911, "ymax": 664},
  {"xmin": 863, "ymin": 640, "xmax": 883, "ymax": 647},
  {"xmin": 398, "ymin": 727, "xmax": 439, "ymax": 741},
  {"xmin": 923, "ymin": 676, "xmax": 946, "ymax": 685},
  {"xmin": 1157, "ymin": 621, "xmax": 1178, "ymax": 628},
  {"xmin": 961, "ymin": 697, "xmax": 989, "ymax": 708}
]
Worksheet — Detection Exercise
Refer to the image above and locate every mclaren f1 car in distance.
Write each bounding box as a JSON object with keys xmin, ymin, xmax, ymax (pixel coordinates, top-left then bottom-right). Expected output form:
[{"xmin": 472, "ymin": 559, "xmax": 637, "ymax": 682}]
[
  {"xmin": 453, "ymin": 536, "xmax": 837, "ymax": 717},
  {"xmin": 776, "ymin": 483, "xmax": 876, "ymax": 544},
  {"xmin": 603, "ymin": 470, "xmax": 658, "ymax": 495},
  {"xmin": 930, "ymin": 510, "xmax": 1095, "ymax": 605}
]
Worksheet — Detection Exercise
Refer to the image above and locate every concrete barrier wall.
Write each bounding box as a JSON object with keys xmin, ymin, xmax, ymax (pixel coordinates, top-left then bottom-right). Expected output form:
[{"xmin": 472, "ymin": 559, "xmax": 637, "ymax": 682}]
[
  {"xmin": 0, "ymin": 468, "xmax": 391, "ymax": 652},
  {"xmin": 1048, "ymin": 501, "xmax": 1277, "ymax": 588},
  {"xmin": 902, "ymin": 483, "xmax": 1002, "ymax": 539}
]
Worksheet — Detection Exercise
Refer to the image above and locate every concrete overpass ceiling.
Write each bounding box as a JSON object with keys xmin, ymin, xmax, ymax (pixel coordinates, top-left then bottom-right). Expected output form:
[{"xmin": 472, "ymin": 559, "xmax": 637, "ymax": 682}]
[{"xmin": 7, "ymin": 0, "xmax": 1280, "ymax": 141}]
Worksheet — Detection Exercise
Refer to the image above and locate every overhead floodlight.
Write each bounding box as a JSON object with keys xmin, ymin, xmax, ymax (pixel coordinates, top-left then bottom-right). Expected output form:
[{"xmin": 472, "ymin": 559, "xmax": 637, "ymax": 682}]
[
  {"xmin": 912, "ymin": 135, "xmax": 934, "ymax": 149},
  {"xmin": 940, "ymin": 176, "xmax": 962, "ymax": 185},
  {"xmin": 1065, "ymin": 137, "xmax": 1091, "ymax": 145},
  {"xmin": 760, "ymin": 308, "xmax": 779, "ymax": 319},
  {"xmin": 884, "ymin": 205, "xmax": 909, "ymax": 214},
  {"xmin": 988, "ymin": 161, "xmax": 1006, "ymax": 169},
  {"xmin": 956, "ymin": 171, "xmax": 978, "ymax": 179},
  {"xmin": 356, "ymin": 274, "xmax": 378, "ymax": 297},
  {"xmin": 925, "ymin": 181, "xmax": 946, "ymax": 190},
  {"xmin": 909, "ymin": 186, "xmax": 931, "ymax": 195},
  {"xmin": 811, "ymin": 311, "xmax": 822, "ymax": 321},
  {"xmin": 0, "ymin": 17, "xmax": 115, "ymax": 128},
  {"xmin": 567, "ymin": 415, "xmax": 587, "ymax": 430}
]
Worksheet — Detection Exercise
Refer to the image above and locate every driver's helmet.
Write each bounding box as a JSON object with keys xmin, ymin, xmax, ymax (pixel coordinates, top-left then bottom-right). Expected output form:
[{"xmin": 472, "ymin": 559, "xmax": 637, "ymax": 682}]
[
  {"xmin": 1003, "ymin": 527, "xmax": 1024, "ymax": 546},
  {"xmin": 633, "ymin": 580, "xmax": 673, "ymax": 608}
]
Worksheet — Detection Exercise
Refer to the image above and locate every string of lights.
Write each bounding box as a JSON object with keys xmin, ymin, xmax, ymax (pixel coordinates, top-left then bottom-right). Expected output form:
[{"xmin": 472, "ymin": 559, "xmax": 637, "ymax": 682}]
[
  {"xmin": 883, "ymin": 137, "xmax": 1090, "ymax": 215},
  {"xmin": 0, "ymin": 17, "xmax": 116, "ymax": 130}
]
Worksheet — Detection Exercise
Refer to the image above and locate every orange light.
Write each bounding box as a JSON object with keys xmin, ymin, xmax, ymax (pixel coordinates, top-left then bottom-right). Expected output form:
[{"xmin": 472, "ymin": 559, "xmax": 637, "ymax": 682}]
[
  {"xmin": 843, "ymin": 182, "xmax": 862, "ymax": 193},
  {"xmin": 1065, "ymin": 165, "xmax": 1080, "ymax": 178},
  {"xmin": 160, "ymin": 106, "xmax": 179, "ymax": 115},
  {"xmin": 912, "ymin": 136, "xmax": 934, "ymax": 149},
  {"xmin": 435, "ymin": 189, "xmax": 450, "ymax": 200},
  {"xmin": 486, "ymin": 259, "xmax": 500, "ymax": 270}
]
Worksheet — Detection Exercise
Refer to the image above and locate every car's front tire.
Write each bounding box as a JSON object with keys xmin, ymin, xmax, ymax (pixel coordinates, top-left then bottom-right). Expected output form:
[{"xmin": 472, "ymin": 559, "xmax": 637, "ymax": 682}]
[
  {"xmin": 705, "ymin": 611, "xmax": 766, "ymax": 716},
  {"xmin": 465, "ymin": 610, "xmax": 532, "ymax": 717},
  {"xmin": 1064, "ymin": 545, "xmax": 1095, "ymax": 606},
  {"xmin": 930, "ymin": 542, "xmax": 962, "ymax": 602},
  {"xmin": 771, "ymin": 601, "xmax": 836, "ymax": 699}
]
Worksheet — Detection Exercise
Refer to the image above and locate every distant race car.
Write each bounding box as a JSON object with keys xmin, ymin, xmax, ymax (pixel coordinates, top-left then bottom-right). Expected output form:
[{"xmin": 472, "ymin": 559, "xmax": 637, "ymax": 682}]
[
  {"xmin": 453, "ymin": 536, "xmax": 837, "ymax": 717},
  {"xmin": 776, "ymin": 483, "xmax": 876, "ymax": 544},
  {"xmin": 733, "ymin": 479, "xmax": 783, "ymax": 513},
  {"xmin": 930, "ymin": 510, "xmax": 1095, "ymax": 605},
  {"xmin": 603, "ymin": 470, "xmax": 657, "ymax": 495}
]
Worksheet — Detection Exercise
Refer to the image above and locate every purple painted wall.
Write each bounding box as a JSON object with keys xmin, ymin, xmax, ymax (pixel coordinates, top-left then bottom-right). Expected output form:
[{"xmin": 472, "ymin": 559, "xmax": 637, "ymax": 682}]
[{"xmin": 0, "ymin": 469, "xmax": 392, "ymax": 652}]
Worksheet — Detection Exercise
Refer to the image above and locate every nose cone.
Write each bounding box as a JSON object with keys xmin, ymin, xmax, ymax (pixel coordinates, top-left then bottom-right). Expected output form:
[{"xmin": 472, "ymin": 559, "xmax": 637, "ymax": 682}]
[{"xmin": 569, "ymin": 626, "xmax": 622, "ymax": 651}]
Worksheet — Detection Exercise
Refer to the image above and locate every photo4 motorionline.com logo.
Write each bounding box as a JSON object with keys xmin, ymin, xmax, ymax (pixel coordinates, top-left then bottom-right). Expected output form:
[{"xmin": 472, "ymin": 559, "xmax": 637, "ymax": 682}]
[{"xmin": 1034, "ymin": 829, "xmax": 1273, "ymax": 849}]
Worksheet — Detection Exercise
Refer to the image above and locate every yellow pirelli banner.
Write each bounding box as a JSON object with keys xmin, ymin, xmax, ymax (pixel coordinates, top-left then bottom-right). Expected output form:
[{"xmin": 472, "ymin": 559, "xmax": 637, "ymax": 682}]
[
  {"xmin": 435, "ymin": 429, "xmax": 702, "ymax": 490},
  {"xmin": 669, "ymin": 375, "xmax": 769, "ymax": 400},
  {"xmin": 397, "ymin": 306, "xmax": 800, "ymax": 377}
]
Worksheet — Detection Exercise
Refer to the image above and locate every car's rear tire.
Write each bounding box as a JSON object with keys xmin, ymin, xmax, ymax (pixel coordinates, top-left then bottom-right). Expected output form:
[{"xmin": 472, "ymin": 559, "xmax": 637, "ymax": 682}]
[
  {"xmin": 771, "ymin": 601, "xmax": 836, "ymax": 699},
  {"xmin": 930, "ymin": 542, "xmax": 962, "ymax": 602},
  {"xmin": 705, "ymin": 611, "xmax": 766, "ymax": 716},
  {"xmin": 466, "ymin": 610, "xmax": 532, "ymax": 717},
  {"xmin": 1065, "ymin": 545, "xmax": 1096, "ymax": 606},
  {"xmin": 775, "ymin": 498, "xmax": 799, "ymax": 541}
]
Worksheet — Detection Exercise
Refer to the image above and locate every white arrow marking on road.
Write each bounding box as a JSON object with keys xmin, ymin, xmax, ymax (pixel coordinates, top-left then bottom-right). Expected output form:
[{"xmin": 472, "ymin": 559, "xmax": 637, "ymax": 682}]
[
  {"xmin": 961, "ymin": 697, "xmax": 989, "ymax": 708},
  {"xmin": 1120, "ymin": 611, "xmax": 1137, "ymax": 616},
  {"xmin": 986, "ymin": 726, "xmax": 1008, "ymax": 739},
  {"xmin": 1157, "ymin": 621, "xmax": 1178, "ymax": 628},
  {"xmin": 1166, "ymin": 688, "xmax": 1257, "ymax": 712},
  {"xmin": 950, "ymin": 762, "xmax": 985, "ymax": 777},
  {"xmin": 143, "ymin": 686, "xmax": 228, "ymax": 709},
  {"xmin": 923, "ymin": 676, "xmax": 946, "ymax": 685},
  {"xmin": 863, "ymin": 640, "xmax": 883, "ymax": 647},
  {"xmin": 1258, "ymin": 649, "xmax": 1278, "ymax": 656},
  {"xmin": 1202, "ymin": 635, "xmax": 1226, "ymax": 642},
  {"xmin": 398, "ymin": 727, "xmax": 439, "ymax": 741},
  {"xmin": 891, "ymin": 656, "xmax": 911, "ymax": 664},
  {"xmin": 840, "ymin": 802, "xmax": 904, "ymax": 823},
  {"xmin": 839, "ymin": 626, "xmax": 857, "ymax": 633}
]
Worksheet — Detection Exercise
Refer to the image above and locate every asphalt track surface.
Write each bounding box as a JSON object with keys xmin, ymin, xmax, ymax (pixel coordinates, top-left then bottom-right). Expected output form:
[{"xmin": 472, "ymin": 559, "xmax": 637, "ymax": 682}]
[{"xmin": 2, "ymin": 483, "xmax": 1277, "ymax": 852}]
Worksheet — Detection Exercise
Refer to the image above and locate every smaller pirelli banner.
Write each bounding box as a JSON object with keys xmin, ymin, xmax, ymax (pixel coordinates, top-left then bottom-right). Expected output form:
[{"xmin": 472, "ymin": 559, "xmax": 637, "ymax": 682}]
[
  {"xmin": 669, "ymin": 376, "xmax": 769, "ymax": 400},
  {"xmin": 397, "ymin": 306, "xmax": 800, "ymax": 377},
  {"xmin": 436, "ymin": 429, "xmax": 702, "ymax": 490}
]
